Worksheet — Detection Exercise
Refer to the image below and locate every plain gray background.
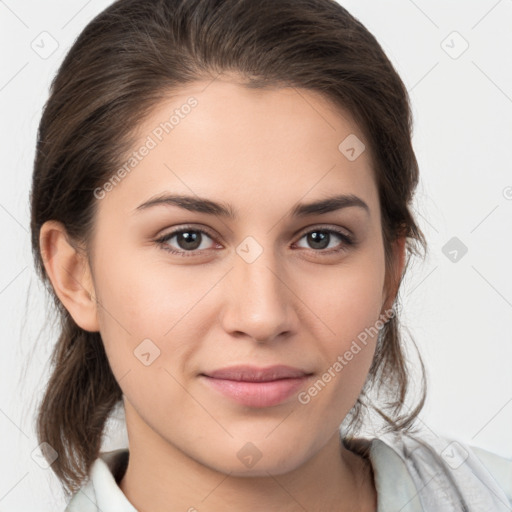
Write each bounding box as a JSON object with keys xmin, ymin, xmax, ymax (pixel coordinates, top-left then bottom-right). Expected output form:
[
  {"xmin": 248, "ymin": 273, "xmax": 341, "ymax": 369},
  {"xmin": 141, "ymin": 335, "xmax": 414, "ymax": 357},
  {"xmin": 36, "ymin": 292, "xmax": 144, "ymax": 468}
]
[{"xmin": 1, "ymin": 0, "xmax": 511, "ymax": 510}]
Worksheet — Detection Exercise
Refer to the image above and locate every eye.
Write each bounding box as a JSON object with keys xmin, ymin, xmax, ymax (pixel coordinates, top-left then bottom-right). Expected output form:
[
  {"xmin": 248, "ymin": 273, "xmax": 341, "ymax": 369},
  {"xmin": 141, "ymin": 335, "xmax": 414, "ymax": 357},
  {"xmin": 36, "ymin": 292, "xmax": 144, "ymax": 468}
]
[
  {"xmin": 155, "ymin": 226, "xmax": 218, "ymax": 257},
  {"xmin": 155, "ymin": 225, "xmax": 355, "ymax": 258},
  {"xmin": 294, "ymin": 227, "xmax": 355, "ymax": 254}
]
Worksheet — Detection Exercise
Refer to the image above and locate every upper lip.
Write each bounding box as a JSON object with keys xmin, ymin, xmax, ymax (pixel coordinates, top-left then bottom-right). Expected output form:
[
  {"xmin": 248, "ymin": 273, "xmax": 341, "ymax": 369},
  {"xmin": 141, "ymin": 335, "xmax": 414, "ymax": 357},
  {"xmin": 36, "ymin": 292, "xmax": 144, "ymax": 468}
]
[{"xmin": 202, "ymin": 365, "xmax": 312, "ymax": 382}]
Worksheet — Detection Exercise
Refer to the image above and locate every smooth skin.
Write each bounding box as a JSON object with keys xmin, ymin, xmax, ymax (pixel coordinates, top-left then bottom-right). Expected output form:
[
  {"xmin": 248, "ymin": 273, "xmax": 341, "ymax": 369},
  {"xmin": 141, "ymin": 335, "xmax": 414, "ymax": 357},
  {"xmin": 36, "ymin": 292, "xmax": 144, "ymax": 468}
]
[{"xmin": 40, "ymin": 75, "xmax": 406, "ymax": 512}]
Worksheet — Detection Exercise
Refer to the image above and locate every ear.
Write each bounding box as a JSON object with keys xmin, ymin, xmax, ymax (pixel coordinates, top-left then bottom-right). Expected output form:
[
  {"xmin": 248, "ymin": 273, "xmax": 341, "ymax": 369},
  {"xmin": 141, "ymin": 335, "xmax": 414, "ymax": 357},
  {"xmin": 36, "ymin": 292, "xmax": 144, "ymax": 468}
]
[
  {"xmin": 381, "ymin": 235, "xmax": 407, "ymax": 314},
  {"xmin": 39, "ymin": 220, "xmax": 99, "ymax": 332}
]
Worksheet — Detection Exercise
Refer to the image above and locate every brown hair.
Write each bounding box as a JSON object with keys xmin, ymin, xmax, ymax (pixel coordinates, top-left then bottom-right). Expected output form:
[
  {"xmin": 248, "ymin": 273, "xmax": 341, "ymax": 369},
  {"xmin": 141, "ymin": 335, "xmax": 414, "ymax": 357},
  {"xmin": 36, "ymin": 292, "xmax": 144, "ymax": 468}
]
[{"xmin": 30, "ymin": 0, "xmax": 428, "ymax": 497}]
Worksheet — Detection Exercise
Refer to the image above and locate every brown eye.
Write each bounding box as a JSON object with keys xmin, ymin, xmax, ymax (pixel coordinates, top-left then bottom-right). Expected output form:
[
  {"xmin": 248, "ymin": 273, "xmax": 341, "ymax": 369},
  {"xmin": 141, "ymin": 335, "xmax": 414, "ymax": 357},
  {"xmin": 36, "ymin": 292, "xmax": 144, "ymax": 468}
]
[
  {"xmin": 295, "ymin": 228, "xmax": 354, "ymax": 253},
  {"xmin": 155, "ymin": 227, "xmax": 217, "ymax": 256}
]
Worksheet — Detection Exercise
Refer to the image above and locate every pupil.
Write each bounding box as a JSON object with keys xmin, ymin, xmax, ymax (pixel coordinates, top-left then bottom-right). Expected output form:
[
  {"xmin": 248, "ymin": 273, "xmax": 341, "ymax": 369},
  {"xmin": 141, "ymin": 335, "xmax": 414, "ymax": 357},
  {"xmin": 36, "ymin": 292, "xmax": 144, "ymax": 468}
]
[
  {"xmin": 309, "ymin": 231, "xmax": 329, "ymax": 249},
  {"xmin": 178, "ymin": 231, "xmax": 201, "ymax": 250}
]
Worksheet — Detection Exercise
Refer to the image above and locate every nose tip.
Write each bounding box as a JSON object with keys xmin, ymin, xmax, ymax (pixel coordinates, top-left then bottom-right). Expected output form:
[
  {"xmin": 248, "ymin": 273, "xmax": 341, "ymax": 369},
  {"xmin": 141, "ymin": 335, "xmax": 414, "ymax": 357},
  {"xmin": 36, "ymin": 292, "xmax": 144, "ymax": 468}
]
[{"xmin": 219, "ymin": 255, "xmax": 296, "ymax": 344}]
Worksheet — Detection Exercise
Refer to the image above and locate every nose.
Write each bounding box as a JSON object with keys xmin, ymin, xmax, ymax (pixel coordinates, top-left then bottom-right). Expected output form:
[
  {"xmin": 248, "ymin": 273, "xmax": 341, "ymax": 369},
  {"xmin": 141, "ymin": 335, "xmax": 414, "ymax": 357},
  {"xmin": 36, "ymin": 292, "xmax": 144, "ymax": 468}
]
[{"xmin": 219, "ymin": 247, "xmax": 298, "ymax": 344}]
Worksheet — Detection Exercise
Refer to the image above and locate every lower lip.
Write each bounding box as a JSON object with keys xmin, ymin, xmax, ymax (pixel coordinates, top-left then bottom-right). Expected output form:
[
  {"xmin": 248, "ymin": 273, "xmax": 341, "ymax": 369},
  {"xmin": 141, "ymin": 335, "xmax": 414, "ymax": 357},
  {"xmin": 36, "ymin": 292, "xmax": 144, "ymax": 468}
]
[{"xmin": 201, "ymin": 375, "xmax": 311, "ymax": 407}]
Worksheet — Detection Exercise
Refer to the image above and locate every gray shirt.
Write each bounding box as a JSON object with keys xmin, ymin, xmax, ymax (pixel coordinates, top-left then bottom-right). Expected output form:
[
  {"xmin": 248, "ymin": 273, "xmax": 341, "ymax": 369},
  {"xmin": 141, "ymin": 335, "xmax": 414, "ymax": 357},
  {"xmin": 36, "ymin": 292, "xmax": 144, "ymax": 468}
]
[{"xmin": 64, "ymin": 428, "xmax": 512, "ymax": 511}]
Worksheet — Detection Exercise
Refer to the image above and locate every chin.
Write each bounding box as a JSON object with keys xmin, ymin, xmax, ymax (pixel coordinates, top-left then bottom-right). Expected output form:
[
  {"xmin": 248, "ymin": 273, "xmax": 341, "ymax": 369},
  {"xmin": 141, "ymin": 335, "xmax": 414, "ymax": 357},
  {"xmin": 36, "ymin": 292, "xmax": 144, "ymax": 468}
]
[{"xmin": 198, "ymin": 441, "xmax": 309, "ymax": 477}]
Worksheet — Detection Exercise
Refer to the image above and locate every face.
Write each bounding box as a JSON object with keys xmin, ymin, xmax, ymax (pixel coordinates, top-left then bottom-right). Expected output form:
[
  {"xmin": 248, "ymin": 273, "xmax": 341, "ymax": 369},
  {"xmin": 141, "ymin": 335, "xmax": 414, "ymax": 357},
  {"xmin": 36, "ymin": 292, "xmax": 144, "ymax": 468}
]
[{"xmin": 85, "ymin": 77, "xmax": 396, "ymax": 475}]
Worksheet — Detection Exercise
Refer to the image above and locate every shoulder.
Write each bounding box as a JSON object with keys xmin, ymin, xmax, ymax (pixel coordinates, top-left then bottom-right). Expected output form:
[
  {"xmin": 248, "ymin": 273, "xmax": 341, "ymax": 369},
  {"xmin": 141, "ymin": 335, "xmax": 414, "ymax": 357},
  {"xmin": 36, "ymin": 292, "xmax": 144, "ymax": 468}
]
[
  {"xmin": 466, "ymin": 442, "xmax": 512, "ymax": 503},
  {"xmin": 366, "ymin": 428, "xmax": 512, "ymax": 511},
  {"xmin": 63, "ymin": 449, "xmax": 135, "ymax": 512}
]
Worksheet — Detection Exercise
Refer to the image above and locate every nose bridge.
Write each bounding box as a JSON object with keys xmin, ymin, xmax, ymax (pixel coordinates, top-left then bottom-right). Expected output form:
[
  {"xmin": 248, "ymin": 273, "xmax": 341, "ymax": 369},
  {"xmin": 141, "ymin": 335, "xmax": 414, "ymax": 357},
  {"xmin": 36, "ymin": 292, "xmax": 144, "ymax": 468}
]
[{"xmin": 222, "ymin": 236, "xmax": 295, "ymax": 341}]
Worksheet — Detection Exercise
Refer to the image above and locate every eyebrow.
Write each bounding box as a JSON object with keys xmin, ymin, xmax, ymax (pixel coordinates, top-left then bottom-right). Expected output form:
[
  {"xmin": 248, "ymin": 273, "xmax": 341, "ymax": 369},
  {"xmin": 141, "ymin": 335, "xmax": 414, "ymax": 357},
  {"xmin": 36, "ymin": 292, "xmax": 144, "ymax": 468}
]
[{"xmin": 134, "ymin": 193, "xmax": 370, "ymax": 219}]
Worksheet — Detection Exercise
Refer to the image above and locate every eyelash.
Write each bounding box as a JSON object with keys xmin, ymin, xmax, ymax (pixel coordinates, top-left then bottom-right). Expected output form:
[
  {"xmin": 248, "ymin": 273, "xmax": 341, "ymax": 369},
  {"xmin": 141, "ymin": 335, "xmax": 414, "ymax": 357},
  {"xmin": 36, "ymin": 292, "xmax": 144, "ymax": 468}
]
[{"xmin": 154, "ymin": 225, "xmax": 355, "ymax": 258}]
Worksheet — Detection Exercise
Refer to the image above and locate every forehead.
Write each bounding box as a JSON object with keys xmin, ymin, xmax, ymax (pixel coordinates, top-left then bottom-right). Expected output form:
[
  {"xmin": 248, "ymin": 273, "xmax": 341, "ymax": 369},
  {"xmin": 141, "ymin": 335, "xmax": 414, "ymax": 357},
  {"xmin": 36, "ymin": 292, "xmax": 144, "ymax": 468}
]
[{"xmin": 95, "ymin": 78, "xmax": 378, "ymax": 222}]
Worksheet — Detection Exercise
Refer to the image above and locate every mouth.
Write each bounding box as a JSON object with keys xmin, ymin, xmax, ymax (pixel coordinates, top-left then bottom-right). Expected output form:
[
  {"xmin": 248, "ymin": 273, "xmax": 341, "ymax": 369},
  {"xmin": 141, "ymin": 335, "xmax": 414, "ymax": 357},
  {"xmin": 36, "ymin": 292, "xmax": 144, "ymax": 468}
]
[{"xmin": 199, "ymin": 364, "xmax": 314, "ymax": 407}]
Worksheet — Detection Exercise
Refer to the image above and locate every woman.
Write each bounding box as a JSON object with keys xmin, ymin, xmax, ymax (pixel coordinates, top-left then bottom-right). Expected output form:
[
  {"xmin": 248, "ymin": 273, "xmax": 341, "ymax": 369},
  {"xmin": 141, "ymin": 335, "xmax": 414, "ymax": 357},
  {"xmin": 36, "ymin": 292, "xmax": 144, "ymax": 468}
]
[{"xmin": 30, "ymin": 0, "xmax": 512, "ymax": 510}]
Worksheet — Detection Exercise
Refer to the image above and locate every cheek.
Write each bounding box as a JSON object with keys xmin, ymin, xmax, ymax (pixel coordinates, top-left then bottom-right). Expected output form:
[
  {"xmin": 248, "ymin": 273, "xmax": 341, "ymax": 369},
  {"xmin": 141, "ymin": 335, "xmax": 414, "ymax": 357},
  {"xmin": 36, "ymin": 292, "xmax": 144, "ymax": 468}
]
[
  {"xmin": 306, "ymin": 253, "xmax": 386, "ymax": 337},
  {"xmin": 94, "ymin": 247, "xmax": 194, "ymax": 336},
  {"xmin": 92, "ymin": 262, "xmax": 194, "ymax": 418},
  {"xmin": 93, "ymin": 253, "xmax": 212, "ymax": 379},
  {"xmin": 298, "ymin": 251, "xmax": 385, "ymax": 400},
  {"xmin": 298, "ymin": 267, "xmax": 384, "ymax": 414}
]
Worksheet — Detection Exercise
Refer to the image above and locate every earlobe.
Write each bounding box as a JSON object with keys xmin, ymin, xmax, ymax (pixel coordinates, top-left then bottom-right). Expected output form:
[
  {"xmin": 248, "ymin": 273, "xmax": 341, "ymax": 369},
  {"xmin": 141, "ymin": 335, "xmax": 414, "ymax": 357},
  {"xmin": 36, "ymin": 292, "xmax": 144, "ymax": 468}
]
[{"xmin": 39, "ymin": 220, "xmax": 100, "ymax": 332}]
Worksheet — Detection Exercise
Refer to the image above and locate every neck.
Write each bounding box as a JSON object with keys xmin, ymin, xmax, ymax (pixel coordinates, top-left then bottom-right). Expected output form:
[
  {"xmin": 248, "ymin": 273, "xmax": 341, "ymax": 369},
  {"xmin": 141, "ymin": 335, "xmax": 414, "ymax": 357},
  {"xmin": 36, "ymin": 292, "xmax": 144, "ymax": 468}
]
[{"xmin": 119, "ymin": 403, "xmax": 376, "ymax": 512}]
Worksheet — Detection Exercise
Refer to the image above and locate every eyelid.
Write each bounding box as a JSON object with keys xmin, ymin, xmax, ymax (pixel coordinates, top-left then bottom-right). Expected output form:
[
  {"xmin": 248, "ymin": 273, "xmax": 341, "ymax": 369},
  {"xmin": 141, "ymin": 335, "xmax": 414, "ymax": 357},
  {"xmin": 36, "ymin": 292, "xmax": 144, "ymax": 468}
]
[
  {"xmin": 293, "ymin": 225, "xmax": 355, "ymax": 253},
  {"xmin": 154, "ymin": 220, "xmax": 358, "ymax": 259},
  {"xmin": 155, "ymin": 224, "xmax": 220, "ymax": 249},
  {"xmin": 296, "ymin": 223, "xmax": 353, "ymax": 239},
  {"xmin": 156, "ymin": 223, "xmax": 215, "ymax": 237},
  {"xmin": 156, "ymin": 223, "xmax": 352, "ymax": 244}
]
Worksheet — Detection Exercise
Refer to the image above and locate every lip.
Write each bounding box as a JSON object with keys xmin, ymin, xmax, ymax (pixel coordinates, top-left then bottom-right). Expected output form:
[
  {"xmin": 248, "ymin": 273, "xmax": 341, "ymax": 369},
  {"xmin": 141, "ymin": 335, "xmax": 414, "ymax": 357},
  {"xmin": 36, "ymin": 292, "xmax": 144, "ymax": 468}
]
[
  {"xmin": 203, "ymin": 364, "xmax": 310, "ymax": 381},
  {"xmin": 200, "ymin": 365, "xmax": 313, "ymax": 407}
]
